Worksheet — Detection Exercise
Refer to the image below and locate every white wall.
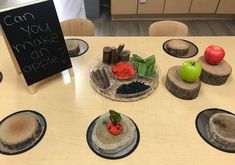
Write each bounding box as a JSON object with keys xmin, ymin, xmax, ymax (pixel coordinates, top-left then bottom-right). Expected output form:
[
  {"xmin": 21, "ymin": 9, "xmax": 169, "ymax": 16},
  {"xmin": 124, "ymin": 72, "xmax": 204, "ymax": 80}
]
[
  {"xmin": 53, "ymin": 0, "xmax": 86, "ymax": 21},
  {"xmin": 0, "ymin": 0, "xmax": 86, "ymax": 21}
]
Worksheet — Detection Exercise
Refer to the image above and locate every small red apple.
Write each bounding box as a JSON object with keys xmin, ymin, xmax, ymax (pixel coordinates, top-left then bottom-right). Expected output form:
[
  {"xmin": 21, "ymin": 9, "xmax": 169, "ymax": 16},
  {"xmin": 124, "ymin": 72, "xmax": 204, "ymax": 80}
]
[
  {"xmin": 106, "ymin": 121, "xmax": 123, "ymax": 135},
  {"xmin": 204, "ymin": 45, "xmax": 225, "ymax": 65},
  {"xmin": 106, "ymin": 110, "xmax": 123, "ymax": 135}
]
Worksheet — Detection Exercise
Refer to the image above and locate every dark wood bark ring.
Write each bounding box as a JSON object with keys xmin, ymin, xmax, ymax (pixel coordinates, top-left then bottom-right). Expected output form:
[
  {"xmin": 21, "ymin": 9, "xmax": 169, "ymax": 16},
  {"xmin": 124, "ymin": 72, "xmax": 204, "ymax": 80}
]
[
  {"xmin": 165, "ymin": 66, "xmax": 201, "ymax": 100},
  {"xmin": 65, "ymin": 39, "xmax": 80, "ymax": 57},
  {"xmin": 198, "ymin": 56, "xmax": 232, "ymax": 85},
  {"xmin": 0, "ymin": 72, "xmax": 2, "ymax": 83}
]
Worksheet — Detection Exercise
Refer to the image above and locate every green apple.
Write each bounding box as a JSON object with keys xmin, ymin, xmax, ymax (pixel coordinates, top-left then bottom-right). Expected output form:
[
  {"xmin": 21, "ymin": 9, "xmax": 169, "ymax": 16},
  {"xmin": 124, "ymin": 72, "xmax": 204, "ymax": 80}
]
[{"xmin": 179, "ymin": 61, "xmax": 202, "ymax": 83}]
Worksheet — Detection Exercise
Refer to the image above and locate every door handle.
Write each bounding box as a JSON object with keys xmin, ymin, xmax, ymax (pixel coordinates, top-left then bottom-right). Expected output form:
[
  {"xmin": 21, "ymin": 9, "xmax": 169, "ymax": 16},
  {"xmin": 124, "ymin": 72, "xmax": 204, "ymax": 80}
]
[{"xmin": 139, "ymin": 0, "xmax": 146, "ymax": 4}]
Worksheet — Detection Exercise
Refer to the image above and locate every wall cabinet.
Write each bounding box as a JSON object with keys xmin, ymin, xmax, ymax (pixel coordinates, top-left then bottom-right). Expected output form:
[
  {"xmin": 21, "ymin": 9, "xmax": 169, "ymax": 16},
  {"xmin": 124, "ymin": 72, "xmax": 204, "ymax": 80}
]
[
  {"xmin": 138, "ymin": 0, "xmax": 165, "ymax": 14},
  {"xmin": 190, "ymin": 0, "xmax": 220, "ymax": 13},
  {"xmin": 111, "ymin": 0, "xmax": 235, "ymax": 19},
  {"xmin": 217, "ymin": 0, "xmax": 235, "ymax": 14},
  {"xmin": 111, "ymin": 0, "xmax": 137, "ymax": 14},
  {"xmin": 164, "ymin": 0, "xmax": 192, "ymax": 13}
]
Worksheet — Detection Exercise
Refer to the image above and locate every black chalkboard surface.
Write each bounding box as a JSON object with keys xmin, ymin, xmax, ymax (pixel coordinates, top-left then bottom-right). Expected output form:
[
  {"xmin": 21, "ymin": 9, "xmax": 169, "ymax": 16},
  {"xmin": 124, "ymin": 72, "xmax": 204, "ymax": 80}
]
[{"xmin": 0, "ymin": 0, "xmax": 72, "ymax": 86}]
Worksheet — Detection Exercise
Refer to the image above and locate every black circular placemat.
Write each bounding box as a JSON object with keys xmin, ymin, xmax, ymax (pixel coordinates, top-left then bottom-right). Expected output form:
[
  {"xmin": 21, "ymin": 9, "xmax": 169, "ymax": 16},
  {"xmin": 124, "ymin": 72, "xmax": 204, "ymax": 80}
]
[
  {"xmin": 196, "ymin": 108, "xmax": 235, "ymax": 153},
  {"xmin": 0, "ymin": 72, "xmax": 2, "ymax": 83},
  {"xmin": 163, "ymin": 39, "xmax": 198, "ymax": 58},
  {"xmin": 65, "ymin": 38, "xmax": 89, "ymax": 57},
  {"xmin": 0, "ymin": 110, "xmax": 47, "ymax": 155},
  {"xmin": 86, "ymin": 116, "xmax": 140, "ymax": 159}
]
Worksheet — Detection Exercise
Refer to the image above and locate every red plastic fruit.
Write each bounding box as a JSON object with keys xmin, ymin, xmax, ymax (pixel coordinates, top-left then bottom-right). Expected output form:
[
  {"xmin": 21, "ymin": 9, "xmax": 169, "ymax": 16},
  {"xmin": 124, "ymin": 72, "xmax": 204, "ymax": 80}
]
[
  {"xmin": 112, "ymin": 62, "xmax": 135, "ymax": 80},
  {"xmin": 204, "ymin": 45, "xmax": 225, "ymax": 65},
  {"xmin": 106, "ymin": 121, "xmax": 123, "ymax": 135}
]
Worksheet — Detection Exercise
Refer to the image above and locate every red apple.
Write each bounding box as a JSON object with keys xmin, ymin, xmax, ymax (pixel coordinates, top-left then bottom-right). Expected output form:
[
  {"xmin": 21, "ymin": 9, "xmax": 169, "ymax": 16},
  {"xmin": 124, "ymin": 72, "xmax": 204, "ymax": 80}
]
[
  {"xmin": 106, "ymin": 121, "xmax": 123, "ymax": 135},
  {"xmin": 204, "ymin": 45, "xmax": 225, "ymax": 65}
]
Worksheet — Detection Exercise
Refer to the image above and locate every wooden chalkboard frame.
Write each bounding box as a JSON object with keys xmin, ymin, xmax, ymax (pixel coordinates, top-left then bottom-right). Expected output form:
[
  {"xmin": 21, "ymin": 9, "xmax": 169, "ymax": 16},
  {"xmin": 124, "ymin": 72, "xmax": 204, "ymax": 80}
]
[{"xmin": 0, "ymin": 0, "xmax": 73, "ymax": 94}]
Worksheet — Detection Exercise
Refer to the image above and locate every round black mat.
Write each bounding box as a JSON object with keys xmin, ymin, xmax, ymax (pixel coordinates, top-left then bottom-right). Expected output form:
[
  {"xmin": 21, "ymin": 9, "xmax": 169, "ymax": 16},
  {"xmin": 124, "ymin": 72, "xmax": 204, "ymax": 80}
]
[
  {"xmin": 163, "ymin": 39, "xmax": 198, "ymax": 58},
  {"xmin": 0, "ymin": 72, "xmax": 2, "ymax": 83},
  {"xmin": 196, "ymin": 108, "xmax": 235, "ymax": 153},
  {"xmin": 86, "ymin": 116, "xmax": 140, "ymax": 159},
  {"xmin": 65, "ymin": 38, "xmax": 89, "ymax": 57},
  {"xmin": 0, "ymin": 110, "xmax": 47, "ymax": 155}
]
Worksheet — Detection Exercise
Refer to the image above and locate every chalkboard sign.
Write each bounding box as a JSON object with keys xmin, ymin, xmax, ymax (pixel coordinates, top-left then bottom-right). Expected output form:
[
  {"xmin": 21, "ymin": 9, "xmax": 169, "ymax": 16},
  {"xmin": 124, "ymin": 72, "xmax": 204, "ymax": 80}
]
[{"xmin": 0, "ymin": 0, "xmax": 72, "ymax": 86}]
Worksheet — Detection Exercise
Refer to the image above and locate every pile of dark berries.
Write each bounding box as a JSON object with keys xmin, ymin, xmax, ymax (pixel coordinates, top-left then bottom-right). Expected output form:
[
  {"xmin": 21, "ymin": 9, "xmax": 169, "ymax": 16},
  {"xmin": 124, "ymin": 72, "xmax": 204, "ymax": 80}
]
[{"xmin": 116, "ymin": 81, "xmax": 150, "ymax": 94}]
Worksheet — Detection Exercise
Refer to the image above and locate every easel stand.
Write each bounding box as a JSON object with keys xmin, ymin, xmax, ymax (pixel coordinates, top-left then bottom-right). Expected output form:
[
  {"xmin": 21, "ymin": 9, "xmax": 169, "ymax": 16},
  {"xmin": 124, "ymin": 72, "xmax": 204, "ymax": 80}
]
[
  {"xmin": 1, "ymin": 26, "xmax": 74, "ymax": 94},
  {"xmin": 27, "ymin": 67, "xmax": 74, "ymax": 94}
]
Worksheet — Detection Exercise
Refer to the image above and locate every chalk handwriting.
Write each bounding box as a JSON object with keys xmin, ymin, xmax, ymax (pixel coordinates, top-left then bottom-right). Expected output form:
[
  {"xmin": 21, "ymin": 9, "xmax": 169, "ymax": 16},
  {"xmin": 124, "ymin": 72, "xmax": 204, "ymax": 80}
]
[
  {"xmin": 23, "ymin": 56, "xmax": 58, "ymax": 73},
  {"xmin": 20, "ymin": 23, "xmax": 51, "ymax": 39},
  {"xmin": 12, "ymin": 33, "xmax": 59, "ymax": 53},
  {"xmin": 3, "ymin": 12, "xmax": 35, "ymax": 26},
  {"xmin": 30, "ymin": 48, "xmax": 50, "ymax": 59}
]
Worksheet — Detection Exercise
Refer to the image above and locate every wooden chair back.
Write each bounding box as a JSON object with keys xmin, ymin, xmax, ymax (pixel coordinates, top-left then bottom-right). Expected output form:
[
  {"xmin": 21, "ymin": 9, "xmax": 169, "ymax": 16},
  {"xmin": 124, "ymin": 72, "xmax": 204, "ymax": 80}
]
[
  {"xmin": 148, "ymin": 21, "xmax": 188, "ymax": 36},
  {"xmin": 60, "ymin": 18, "xmax": 95, "ymax": 36}
]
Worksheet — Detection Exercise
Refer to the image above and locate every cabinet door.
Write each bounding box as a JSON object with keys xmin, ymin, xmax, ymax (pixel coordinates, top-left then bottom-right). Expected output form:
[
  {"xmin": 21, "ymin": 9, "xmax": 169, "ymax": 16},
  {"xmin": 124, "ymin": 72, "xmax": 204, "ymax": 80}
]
[
  {"xmin": 138, "ymin": 0, "xmax": 165, "ymax": 14},
  {"xmin": 216, "ymin": 0, "xmax": 235, "ymax": 14},
  {"xmin": 164, "ymin": 0, "xmax": 192, "ymax": 13},
  {"xmin": 111, "ymin": 0, "xmax": 138, "ymax": 14},
  {"xmin": 190, "ymin": 0, "xmax": 220, "ymax": 13}
]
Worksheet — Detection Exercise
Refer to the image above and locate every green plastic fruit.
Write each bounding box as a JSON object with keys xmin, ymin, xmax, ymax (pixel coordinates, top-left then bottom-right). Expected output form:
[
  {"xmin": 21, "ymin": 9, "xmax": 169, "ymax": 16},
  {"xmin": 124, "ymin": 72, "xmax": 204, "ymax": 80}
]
[{"xmin": 179, "ymin": 61, "xmax": 202, "ymax": 83}]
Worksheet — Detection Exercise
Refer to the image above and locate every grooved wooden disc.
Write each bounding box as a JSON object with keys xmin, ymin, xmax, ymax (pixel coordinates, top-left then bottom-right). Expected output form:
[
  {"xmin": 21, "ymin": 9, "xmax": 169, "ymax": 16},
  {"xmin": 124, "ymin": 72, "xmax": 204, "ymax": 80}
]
[
  {"xmin": 0, "ymin": 110, "xmax": 47, "ymax": 155},
  {"xmin": 196, "ymin": 108, "xmax": 235, "ymax": 153},
  {"xmin": 0, "ymin": 112, "xmax": 38, "ymax": 145},
  {"xmin": 209, "ymin": 113, "xmax": 235, "ymax": 146}
]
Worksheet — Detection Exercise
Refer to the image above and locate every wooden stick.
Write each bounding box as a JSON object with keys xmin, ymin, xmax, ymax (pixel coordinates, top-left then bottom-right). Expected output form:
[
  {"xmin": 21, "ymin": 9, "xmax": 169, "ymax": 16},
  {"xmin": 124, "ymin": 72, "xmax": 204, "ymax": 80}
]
[
  {"xmin": 117, "ymin": 43, "xmax": 125, "ymax": 55},
  {"xmin": 103, "ymin": 46, "xmax": 112, "ymax": 64},
  {"xmin": 111, "ymin": 47, "xmax": 118, "ymax": 64}
]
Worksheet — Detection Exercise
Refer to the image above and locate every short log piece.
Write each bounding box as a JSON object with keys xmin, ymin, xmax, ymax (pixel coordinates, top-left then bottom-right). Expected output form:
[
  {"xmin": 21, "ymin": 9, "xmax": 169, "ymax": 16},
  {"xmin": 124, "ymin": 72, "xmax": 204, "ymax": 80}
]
[
  {"xmin": 165, "ymin": 66, "xmax": 201, "ymax": 100},
  {"xmin": 198, "ymin": 56, "xmax": 232, "ymax": 85}
]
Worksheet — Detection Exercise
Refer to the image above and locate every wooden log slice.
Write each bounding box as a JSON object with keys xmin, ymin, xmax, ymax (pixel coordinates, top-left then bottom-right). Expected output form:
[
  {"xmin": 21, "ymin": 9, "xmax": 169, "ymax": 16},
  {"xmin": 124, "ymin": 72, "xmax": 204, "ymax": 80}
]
[
  {"xmin": 209, "ymin": 113, "xmax": 235, "ymax": 147},
  {"xmin": 0, "ymin": 112, "xmax": 39, "ymax": 150},
  {"xmin": 92, "ymin": 113, "xmax": 136, "ymax": 154},
  {"xmin": 165, "ymin": 66, "xmax": 201, "ymax": 100},
  {"xmin": 198, "ymin": 56, "xmax": 232, "ymax": 85},
  {"xmin": 166, "ymin": 39, "xmax": 189, "ymax": 56},
  {"xmin": 65, "ymin": 39, "xmax": 80, "ymax": 57}
]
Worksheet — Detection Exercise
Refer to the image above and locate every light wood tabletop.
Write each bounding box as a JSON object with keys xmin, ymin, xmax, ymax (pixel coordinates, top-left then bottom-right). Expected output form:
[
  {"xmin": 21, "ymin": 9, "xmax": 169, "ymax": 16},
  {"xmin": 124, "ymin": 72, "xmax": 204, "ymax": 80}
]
[{"xmin": 0, "ymin": 36, "xmax": 234, "ymax": 165}]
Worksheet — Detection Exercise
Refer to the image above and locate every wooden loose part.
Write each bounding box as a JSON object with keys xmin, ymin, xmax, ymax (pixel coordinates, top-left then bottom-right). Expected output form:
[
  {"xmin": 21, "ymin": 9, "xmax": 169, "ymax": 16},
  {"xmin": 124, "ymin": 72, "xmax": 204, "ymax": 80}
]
[
  {"xmin": 165, "ymin": 66, "xmax": 201, "ymax": 100},
  {"xmin": 101, "ymin": 68, "xmax": 110, "ymax": 88},
  {"xmin": 111, "ymin": 47, "xmax": 119, "ymax": 64},
  {"xmin": 103, "ymin": 46, "xmax": 112, "ymax": 65},
  {"xmin": 117, "ymin": 43, "xmax": 125, "ymax": 55},
  {"xmin": 198, "ymin": 56, "xmax": 232, "ymax": 85}
]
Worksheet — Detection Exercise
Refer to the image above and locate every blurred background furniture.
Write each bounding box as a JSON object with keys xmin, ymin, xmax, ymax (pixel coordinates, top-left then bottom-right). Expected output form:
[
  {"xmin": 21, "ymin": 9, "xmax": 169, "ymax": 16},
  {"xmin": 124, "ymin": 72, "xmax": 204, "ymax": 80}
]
[
  {"xmin": 84, "ymin": 0, "xmax": 101, "ymax": 18},
  {"xmin": 60, "ymin": 18, "xmax": 95, "ymax": 36},
  {"xmin": 111, "ymin": 0, "xmax": 235, "ymax": 20},
  {"xmin": 148, "ymin": 21, "xmax": 189, "ymax": 36}
]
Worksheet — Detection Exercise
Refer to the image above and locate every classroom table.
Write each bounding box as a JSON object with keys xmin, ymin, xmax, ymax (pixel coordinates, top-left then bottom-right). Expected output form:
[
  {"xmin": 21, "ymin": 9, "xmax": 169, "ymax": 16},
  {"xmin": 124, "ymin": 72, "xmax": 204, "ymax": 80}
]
[{"xmin": 0, "ymin": 36, "xmax": 234, "ymax": 165}]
